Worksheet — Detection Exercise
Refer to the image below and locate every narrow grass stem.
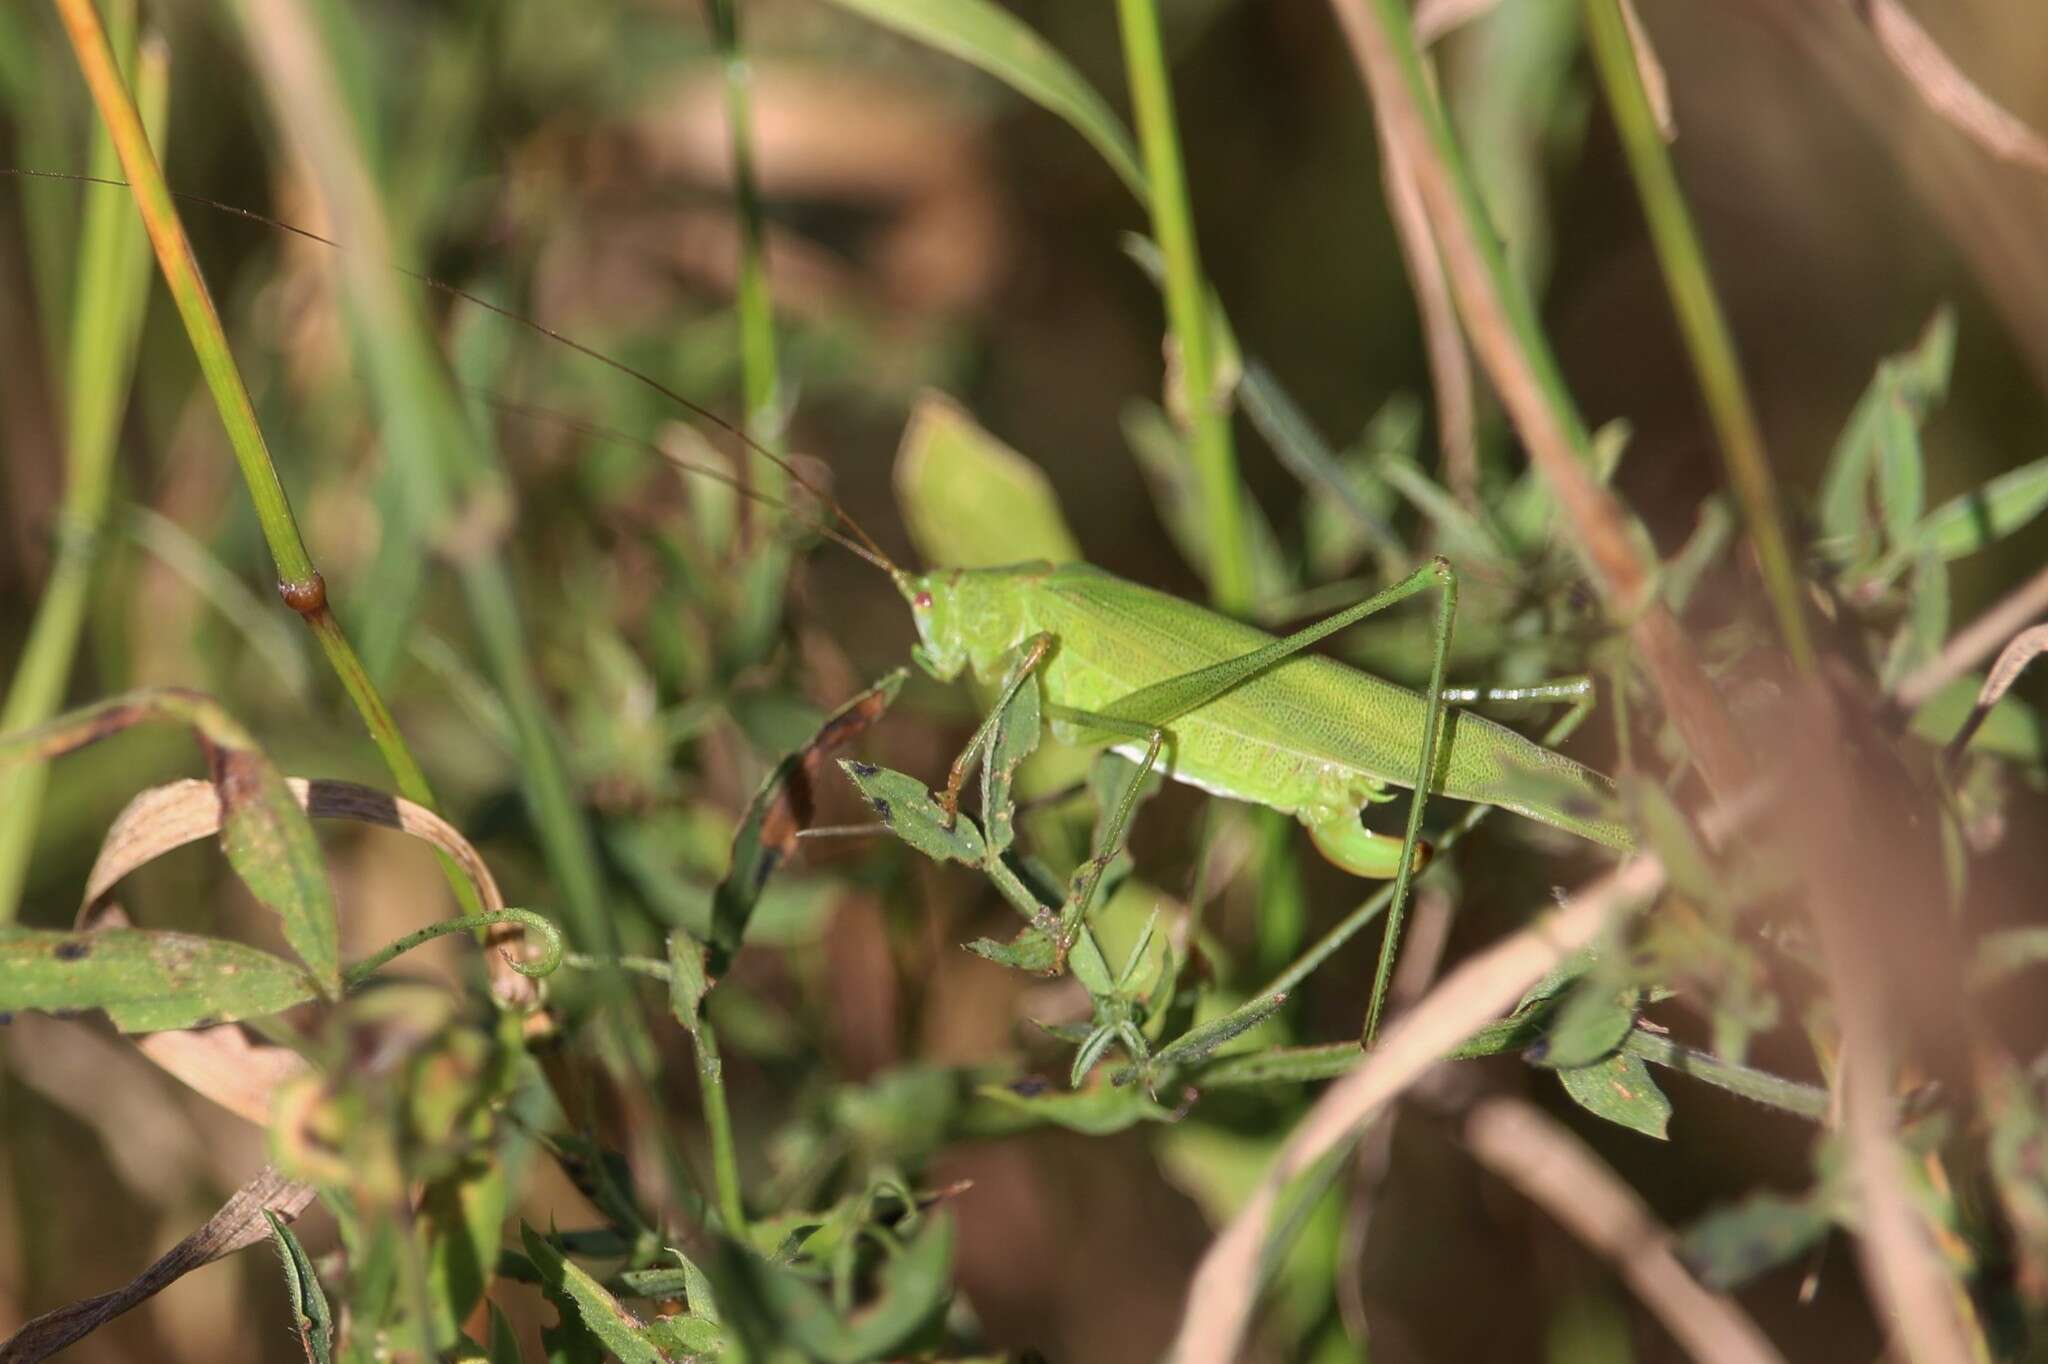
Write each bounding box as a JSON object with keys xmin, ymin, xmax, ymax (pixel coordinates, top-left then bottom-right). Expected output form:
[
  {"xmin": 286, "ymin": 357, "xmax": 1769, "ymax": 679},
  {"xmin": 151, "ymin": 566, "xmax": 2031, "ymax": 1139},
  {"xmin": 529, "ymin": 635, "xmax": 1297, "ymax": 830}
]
[
  {"xmin": 1618, "ymin": 1029, "xmax": 1829, "ymax": 1121},
  {"xmin": 52, "ymin": 0, "xmax": 311, "ymax": 585},
  {"xmin": 691, "ymin": 1013, "xmax": 749, "ymax": 1238},
  {"xmin": 50, "ymin": 0, "xmax": 447, "ymax": 826},
  {"xmin": 1114, "ymin": 0, "xmax": 1249, "ymax": 613},
  {"xmin": 1186, "ymin": 1029, "xmax": 1828, "ymax": 1124},
  {"xmin": 1583, "ymin": 0, "xmax": 1815, "ymax": 673}
]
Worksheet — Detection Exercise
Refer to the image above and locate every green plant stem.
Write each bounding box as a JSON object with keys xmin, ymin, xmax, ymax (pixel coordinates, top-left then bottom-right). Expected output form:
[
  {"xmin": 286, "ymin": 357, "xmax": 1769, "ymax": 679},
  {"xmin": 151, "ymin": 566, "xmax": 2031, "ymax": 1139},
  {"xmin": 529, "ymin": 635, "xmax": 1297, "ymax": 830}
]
[
  {"xmin": 984, "ymin": 850, "xmax": 1116, "ymax": 996},
  {"xmin": 0, "ymin": 6, "xmax": 161, "ymax": 920},
  {"xmin": 1617, "ymin": 1028, "xmax": 1830, "ymax": 1121},
  {"xmin": 49, "ymin": 0, "xmax": 445, "ymax": 823},
  {"xmin": 1189, "ymin": 1027, "xmax": 1829, "ymax": 1121},
  {"xmin": 1114, "ymin": 0, "xmax": 1248, "ymax": 613},
  {"xmin": 691, "ymin": 1013, "xmax": 748, "ymax": 1238},
  {"xmin": 1582, "ymin": 0, "xmax": 1814, "ymax": 673},
  {"xmin": 343, "ymin": 909, "xmax": 564, "ymax": 987}
]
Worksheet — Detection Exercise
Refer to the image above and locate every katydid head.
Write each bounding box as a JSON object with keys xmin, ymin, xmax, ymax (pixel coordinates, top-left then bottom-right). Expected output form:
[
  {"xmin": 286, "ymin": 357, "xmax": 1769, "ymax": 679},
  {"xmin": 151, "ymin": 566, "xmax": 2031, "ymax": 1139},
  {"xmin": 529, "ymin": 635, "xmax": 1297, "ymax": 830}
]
[{"xmin": 898, "ymin": 571, "xmax": 969, "ymax": 681}]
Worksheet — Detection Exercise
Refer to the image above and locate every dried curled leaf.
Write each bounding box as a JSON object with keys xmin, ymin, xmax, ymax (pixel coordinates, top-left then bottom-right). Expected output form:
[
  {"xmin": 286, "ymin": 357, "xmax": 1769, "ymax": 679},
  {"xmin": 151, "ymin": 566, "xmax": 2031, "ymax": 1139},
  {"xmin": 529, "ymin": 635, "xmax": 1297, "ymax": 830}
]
[
  {"xmin": 0, "ymin": 689, "xmax": 341, "ymax": 995},
  {"xmin": 0, "ymin": 1167, "xmax": 315, "ymax": 1364},
  {"xmin": 712, "ymin": 670, "xmax": 907, "ymax": 975}
]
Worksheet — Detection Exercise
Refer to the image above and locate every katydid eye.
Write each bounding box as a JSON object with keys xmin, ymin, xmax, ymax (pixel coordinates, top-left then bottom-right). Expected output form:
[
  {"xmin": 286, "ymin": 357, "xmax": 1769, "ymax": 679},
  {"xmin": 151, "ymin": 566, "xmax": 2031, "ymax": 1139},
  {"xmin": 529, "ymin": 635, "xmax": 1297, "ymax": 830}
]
[{"xmin": 913, "ymin": 592, "xmax": 933, "ymax": 610}]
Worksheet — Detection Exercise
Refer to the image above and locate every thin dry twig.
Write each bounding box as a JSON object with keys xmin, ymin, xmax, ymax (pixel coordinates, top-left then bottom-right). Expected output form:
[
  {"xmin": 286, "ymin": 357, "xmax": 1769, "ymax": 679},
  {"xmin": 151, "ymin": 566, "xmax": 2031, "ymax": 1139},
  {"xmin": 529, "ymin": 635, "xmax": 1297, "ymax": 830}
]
[
  {"xmin": 0, "ymin": 1166, "xmax": 315, "ymax": 1364},
  {"xmin": 1938, "ymin": 623, "xmax": 2048, "ymax": 760},
  {"xmin": 1376, "ymin": 120, "xmax": 1479, "ymax": 506},
  {"xmin": 1169, "ymin": 854, "xmax": 1668, "ymax": 1364},
  {"xmin": 1854, "ymin": 0, "xmax": 2048, "ymax": 174},
  {"xmin": 1464, "ymin": 1096, "xmax": 1787, "ymax": 1364},
  {"xmin": 1896, "ymin": 560, "xmax": 2048, "ymax": 711},
  {"xmin": 1412, "ymin": 0, "xmax": 1498, "ymax": 46},
  {"xmin": 1766, "ymin": 680, "xmax": 1980, "ymax": 1363},
  {"xmin": 1328, "ymin": 0, "xmax": 1752, "ymax": 799},
  {"xmin": 1619, "ymin": 0, "xmax": 1676, "ymax": 142}
]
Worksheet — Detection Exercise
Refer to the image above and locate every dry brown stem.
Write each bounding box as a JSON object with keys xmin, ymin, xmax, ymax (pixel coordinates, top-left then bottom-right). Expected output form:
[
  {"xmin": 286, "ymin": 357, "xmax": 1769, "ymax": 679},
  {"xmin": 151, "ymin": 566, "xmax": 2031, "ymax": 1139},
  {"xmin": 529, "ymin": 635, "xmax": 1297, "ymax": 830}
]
[
  {"xmin": 1169, "ymin": 854, "xmax": 1668, "ymax": 1363},
  {"xmin": 1464, "ymin": 1096, "xmax": 1786, "ymax": 1364}
]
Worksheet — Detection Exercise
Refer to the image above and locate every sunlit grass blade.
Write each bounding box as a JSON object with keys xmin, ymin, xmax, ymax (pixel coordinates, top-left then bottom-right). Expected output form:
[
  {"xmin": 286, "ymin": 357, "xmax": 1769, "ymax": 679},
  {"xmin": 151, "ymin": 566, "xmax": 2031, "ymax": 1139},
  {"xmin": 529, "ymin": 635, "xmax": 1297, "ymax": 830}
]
[
  {"xmin": 1114, "ymin": 0, "xmax": 1249, "ymax": 612},
  {"xmin": 48, "ymin": 0, "xmax": 446, "ymax": 844},
  {"xmin": 818, "ymin": 0, "xmax": 1145, "ymax": 197}
]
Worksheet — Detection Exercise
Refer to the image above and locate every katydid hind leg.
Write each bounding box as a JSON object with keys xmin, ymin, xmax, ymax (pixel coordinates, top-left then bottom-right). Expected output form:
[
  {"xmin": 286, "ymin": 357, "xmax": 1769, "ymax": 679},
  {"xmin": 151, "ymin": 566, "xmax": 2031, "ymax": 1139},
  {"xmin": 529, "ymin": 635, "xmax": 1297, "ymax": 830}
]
[
  {"xmin": 1072, "ymin": 560, "xmax": 1451, "ymax": 739},
  {"xmin": 1362, "ymin": 558, "xmax": 1459, "ymax": 1048},
  {"xmin": 1306, "ymin": 812, "xmax": 1430, "ymax": 880},
  {"xmin": 1041, "ymin": 702, "xmax": 1168, "ymax": 968}
]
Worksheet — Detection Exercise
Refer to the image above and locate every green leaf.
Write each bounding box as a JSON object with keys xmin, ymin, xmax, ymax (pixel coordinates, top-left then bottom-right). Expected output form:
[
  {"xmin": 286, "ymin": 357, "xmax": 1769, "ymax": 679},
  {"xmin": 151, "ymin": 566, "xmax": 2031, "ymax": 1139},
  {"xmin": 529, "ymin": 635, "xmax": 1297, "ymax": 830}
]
[
  {"xmin": 839, "ymin": 761, "xmax": 986, "ymax": 865},
  {"xmin": 1069, "ymin": 1025, "xmax": 1120, "ymax": 1088},
  {"xmin": 263, "ymin": 1211, "xmax": 333, "ymax": 1364},
  {"xmin": 1911, "ymin": 456, "xmax": 2048, "ymax": 562},
  {"xmin": 1820, "ymin": 309, "xmax": 1955, "ymax": 566},
  {"xmin": 487, "ymin": 1301, "xmax": 527, "ymax": 1364},
  {"xmin": 643, "ymin": 1311, "xmax": 725, "ymax": 1357},
  {"xmin": 520, "ymin": 1224, "xmax": 675, "ymax": 1364},
  {"xmin": 422, "ymin": 1162, "xmax": 510, "ymax": 1338},
  {"xmin": 1557, "ymin": 1052, "xmax": 1672, "ymax": 1140},
  {"xmin": 711, "ymin": 671, "xmax": 905, "ymax": 973},
  {"xmin": 0, "ymin": 926, "xmax": 317, "ymax": 1031},
  {"xmin": 717, "ymin": 1213, "xmax": 954, "ymax": 1363},
  {"xmin": 974, "ymin": 1079, "xmax": 1172, "ymax": 1135},
  {"xmin": 1627, "ymin": 779, "xmax": 1719, "ymax": 906},
  {"xmin": 215, "ymin": 744, "xmax": 341, "ymax": 997},
  {"xmin": 965, "ymin": 925, "xmax": 1057, "ymax": 973},
  {"xmin": 1909, "ymin": 676, "xmax": 2047, "ymax": 762},
  {"xmin": 1516, "ymin": 948, "xmax": 1598, "ymax": 1016},
  {"xmin": 1150, "ymin": 990, "xmax": 1289, "ymax": 1071},
  {"xmin": 1679, "ymin": 1192, "xmax": 1833, "ymax": 1290},
  {"xmin": 1530, "ymin": 983, "xmax": 1639, "ymax": 1070},
  {"xmin": 1874, "ymin": 389, "xmax": 1925, "ymax": 547},
  {"xmin": 819, "ymin": 0, "xmax": 1145, "ymax": 198},
  {"xmin": 893, "ymin": 394, "xmax": 1082, "ymax": 567}
]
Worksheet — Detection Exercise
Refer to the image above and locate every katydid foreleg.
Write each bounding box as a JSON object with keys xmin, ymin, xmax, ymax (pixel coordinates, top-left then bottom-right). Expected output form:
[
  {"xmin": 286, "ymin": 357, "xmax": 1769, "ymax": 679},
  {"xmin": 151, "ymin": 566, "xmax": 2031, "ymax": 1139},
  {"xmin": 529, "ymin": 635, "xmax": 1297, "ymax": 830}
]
[
  {"xmin": 934, "ymin": 631, "xmax": 1055, "ymax": 828},
  {"xmin": 1042, "ymin": 707, "xmax": 1167, "ymax": 969},
  {"xmin": 932, "ymin": 633, "xmax": 1169, "ymax": 981}
]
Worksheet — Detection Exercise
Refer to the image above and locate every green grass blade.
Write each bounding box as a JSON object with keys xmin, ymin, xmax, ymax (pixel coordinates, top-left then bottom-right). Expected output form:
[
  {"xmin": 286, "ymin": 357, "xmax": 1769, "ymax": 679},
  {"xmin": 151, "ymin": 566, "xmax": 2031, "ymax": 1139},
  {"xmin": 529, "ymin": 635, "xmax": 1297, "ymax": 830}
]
[
  {"xmin": 50, "ymin": 0, "xmax": 446, "ymax": 839},
  {"xmin": 819, "ymin": 0, "xmax": 1145, "ymax": 198},
  {"xmin": 0, "ymin": 7, "xmax": 162, "ymax": 921},
  {"xmin": 1115, "ymin": 0, "xmax": 1249, "ymax": 612}
]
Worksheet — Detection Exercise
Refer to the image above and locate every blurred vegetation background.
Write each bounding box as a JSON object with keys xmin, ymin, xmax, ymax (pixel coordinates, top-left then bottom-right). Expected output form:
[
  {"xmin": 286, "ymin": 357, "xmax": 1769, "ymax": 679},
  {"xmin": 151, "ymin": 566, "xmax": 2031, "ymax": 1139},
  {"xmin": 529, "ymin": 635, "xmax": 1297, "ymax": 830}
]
[{"xmin": 4, "ymin": 0, "xmax": 2048, "ymax": 1360}]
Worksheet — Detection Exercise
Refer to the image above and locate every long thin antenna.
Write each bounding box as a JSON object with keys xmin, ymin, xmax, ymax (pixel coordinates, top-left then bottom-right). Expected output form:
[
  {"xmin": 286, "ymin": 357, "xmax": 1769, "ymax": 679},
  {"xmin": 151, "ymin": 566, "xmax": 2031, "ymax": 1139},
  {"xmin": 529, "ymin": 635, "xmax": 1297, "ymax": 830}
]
[
  {"xmin": 1, "ymin": 166, "xmax": 899, "ymax": 572},
  {"xmin": 475, "ymin": 390, "xmax": 897, "ymax": 574}
]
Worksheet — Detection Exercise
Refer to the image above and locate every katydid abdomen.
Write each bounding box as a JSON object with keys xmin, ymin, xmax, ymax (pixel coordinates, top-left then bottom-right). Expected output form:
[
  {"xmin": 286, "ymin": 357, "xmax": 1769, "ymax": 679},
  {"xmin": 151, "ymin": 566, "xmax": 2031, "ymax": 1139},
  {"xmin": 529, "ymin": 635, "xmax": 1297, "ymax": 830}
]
[{"xmin": 908, "ymin": 561, "xmax": 1632, "ymax": 863}]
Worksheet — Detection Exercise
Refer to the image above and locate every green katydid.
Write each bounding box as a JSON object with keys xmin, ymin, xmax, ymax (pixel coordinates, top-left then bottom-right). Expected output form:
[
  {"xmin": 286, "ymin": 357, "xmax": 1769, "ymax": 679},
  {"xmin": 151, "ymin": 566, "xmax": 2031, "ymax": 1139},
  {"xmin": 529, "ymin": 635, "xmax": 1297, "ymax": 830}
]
[
  {"xmin": 875, "ymin": 554, "xmax": 1633, "ymax": 1043},
  {"xmin": 8, "ymin": 168, "xmax": 1635, "ymax": 1044},
  {"xmin": 495, "ymin": 351, "xmax": 1638, "ymax": 1045}
]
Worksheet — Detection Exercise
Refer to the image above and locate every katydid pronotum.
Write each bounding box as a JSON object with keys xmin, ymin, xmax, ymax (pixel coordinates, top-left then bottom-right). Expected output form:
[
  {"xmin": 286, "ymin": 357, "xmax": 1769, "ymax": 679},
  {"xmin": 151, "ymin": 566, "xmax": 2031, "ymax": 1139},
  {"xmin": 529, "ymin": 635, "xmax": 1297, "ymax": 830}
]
[{"xmin": 15, "ymin": 169, "xmax": 1636, "ymax": 1047}]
